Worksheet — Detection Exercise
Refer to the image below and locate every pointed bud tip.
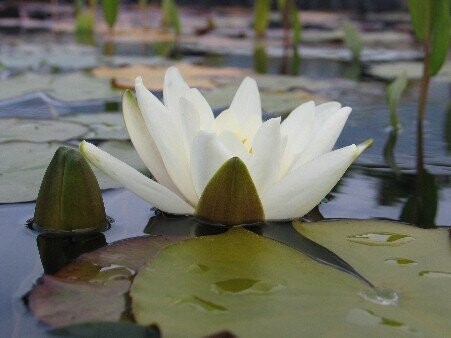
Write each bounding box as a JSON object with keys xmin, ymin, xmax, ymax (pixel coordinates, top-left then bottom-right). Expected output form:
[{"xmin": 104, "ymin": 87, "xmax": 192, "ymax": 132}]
[
  {"xmin": 356, "ymin": 138, "xmax": 374, "ymax": 156},
  {"xmin": 195, "ymin": 157, "xmax": 264, "ymax": 226}
]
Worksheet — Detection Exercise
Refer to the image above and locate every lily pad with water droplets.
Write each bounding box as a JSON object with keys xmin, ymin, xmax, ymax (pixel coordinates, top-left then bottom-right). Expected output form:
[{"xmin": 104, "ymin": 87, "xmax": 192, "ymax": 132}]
[{"xmin": 131, "ymin": 223, "xmax": 450, "ymax": 337}]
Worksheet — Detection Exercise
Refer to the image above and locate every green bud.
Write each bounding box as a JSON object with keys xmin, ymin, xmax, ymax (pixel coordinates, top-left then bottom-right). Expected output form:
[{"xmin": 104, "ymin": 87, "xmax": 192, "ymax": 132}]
[
  {"xmin": 195, "ymin": 157, "xmax": 264, "ymax": 226},
  {"xmin": 34, "ymin": 146, "xmax": 108, "ymax": 232}
]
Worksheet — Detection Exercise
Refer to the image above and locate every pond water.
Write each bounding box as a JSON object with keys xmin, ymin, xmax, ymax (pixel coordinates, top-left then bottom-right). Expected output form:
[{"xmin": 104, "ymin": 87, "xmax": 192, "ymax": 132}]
[{"xmin": 0, "ymin": 28, "xmax": 450, "ymax": 337}]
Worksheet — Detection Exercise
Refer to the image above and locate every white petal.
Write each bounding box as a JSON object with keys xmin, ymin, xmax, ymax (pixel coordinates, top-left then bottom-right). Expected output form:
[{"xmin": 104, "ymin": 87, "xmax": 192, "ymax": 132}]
[
  {"xmin": 122, "ymin": 90, "xmax": 181, "ymax": 195},
  {"xmin": 214, "ymin": 108, "xmax": 239, "ymax": 135},
  {"xmin": 79, "ymin": 141, "xmax": 194, "ymax": 215},
  {"xmin": 239, "ymin": 111, "xmax": 262, "ymax": 148},
  {"xmin": 163, "ymin": 66, "xmax": 190, "ymax": 114},
  {"xmin": 183, "ymin": 88, "xmax": 214, "ymax": 130},
  {"xmin": 135, "ymin": 77, "xmax": 198, "ymax": 206},
  {"xmin": 261, "ymin": 144, "xmax": 361, "ymax": 220},
  {"xmin": 179, "ymin": 96, "xmax": 201, "ymax": 148},
  {"xmin": 291, "ymin": 106, "xmax": 352, "ymax": 169},
  {"xmin": 217, "ymin": 131, "xmax": 251, "ymax": 163},
  {"xmin": 249, "ymin": 117, "xmax": 282, "ymax": 194},
  {"xmin": 279, "ymin": 101, "xmax": 315, "ymax": 177},
  {"xmin": 230, "ymin": 77, "xmax": 262, "ymax": 122},
  {"xmin": 190, "ymin": 131, "xmax": 232, "ymax": 198},
  {"xmin": 314, "ymin": 101, "xmax": 342, "ymax": 125}
]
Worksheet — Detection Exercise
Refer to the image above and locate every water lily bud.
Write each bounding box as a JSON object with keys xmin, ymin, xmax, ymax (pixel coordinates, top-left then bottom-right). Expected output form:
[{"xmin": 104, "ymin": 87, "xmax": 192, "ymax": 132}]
[
  {"xmin": 195, "ymin": 157, "xmax": 264, "ymax": 226},
  {"xmin": 34, "ymin": 146, "xmax": 108, "ymax": 232}
]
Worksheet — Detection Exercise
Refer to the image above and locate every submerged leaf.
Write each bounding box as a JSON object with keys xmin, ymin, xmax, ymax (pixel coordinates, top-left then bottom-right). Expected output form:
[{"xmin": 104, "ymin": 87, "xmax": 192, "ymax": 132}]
[{"xmin": 195, "ymin": 157, "xmax": 264, "ymax": 226}]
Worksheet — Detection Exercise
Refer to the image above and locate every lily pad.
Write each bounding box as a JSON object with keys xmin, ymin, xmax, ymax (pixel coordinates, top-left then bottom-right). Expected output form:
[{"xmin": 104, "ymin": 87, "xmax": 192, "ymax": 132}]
[
  {"xmin": 0, "ymin": 118, "xmax": 89, "ymax": 143},
  {"xmin": 91, "ymin": 63, "xmax": 249, "ymax": 90},
  {"xmin": 0, "ymin": 72, "xmax": 120, "ymax": 102},
  {"xmin": 0, "ymin": 142, "xmax": 66, "ymax": 203},
  {"xmin": 131, "ymin": 223, "xmax": 450, "ymax": 337},
  {"xmin": 28, "ymin": 235, "xmax": 184, "ymax": 327},
  {"xmin": 367, "ymin": 61, "xmax": 451, "ymax": 81},
  {"xmin": 0, "ymin": 44, "xmax": 99, "ymax": 71},
  {"xmin": 62, "ymin": 113, "xmax": 129, "ymax": 140},
  {"xmin": 0, "ymin": 140, "xmax": 145, "ymax": 203}
]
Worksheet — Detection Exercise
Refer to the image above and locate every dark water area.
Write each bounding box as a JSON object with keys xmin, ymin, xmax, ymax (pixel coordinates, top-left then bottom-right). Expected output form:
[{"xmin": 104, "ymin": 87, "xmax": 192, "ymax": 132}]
[{"xmin": 0, "ymin": 28, "xmax": 450, "ymax": 336}]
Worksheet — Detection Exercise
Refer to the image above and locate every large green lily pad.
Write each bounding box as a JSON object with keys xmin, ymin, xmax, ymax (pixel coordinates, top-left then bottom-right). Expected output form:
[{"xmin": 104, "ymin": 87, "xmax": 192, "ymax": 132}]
[
  {"xmin": 131, "ymin": 223, "xmax": 450, "ymax": 337},
  {"xmin": 0, "ymin": 140, "xmax": 146, "ymax": 203},
  {"xmin": 28, "ymin": 235, "xmax": 184, "ymax": 327},
  {"xmin": 62, "ymin": 113, "xmax": 129, "ymax": 140},
  {"xmin": 0, "ymin": 72, "xmax": 120, "ymax": 102},
  {"xmin": 0, "ymin": 118, "xmax": 89, "ymax": 143}
]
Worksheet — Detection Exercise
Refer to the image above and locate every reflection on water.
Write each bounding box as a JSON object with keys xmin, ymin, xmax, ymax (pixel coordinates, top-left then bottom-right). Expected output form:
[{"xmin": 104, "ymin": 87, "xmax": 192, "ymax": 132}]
[{"xmin": 37, "ymin": 232, "xmax": 107, "ymax": 274}]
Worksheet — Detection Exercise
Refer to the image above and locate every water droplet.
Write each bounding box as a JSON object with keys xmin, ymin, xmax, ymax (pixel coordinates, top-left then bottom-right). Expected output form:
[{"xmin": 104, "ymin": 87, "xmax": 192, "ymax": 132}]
[
  {"xmin": 187, "ymin": 263, "xmax": 210, "ymax": 273},
  {"xmin": 173, "ymin": 295, "xmax": 227, "ymax": 313},
  {"xmin": 347, "ymin": 232, "xmax": 415, "ymax": 246},
  {"xmin": 89, "ymin": 264, "xmax": 135, "ymax": 284},
  {"xmin": 385, "ymin": 258, "xmax": 418, "ymax": 266},
  {"xmin": 211, "ymin": 278, "xmax": 286, "ymax": 295},
  {"xmin": 419, "ymin": 271, "xmax": 451, "ymax": 279},
  {"xmin": 359, "ymin": 287, "xmax": 399, "ymax": 306},
  {"xmin": 346, "ymin": 308, "xmax": 419, "ymax": 335}
]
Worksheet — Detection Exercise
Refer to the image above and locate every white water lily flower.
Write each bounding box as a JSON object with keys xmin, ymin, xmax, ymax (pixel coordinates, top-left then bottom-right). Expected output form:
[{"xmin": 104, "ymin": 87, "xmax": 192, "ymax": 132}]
[{"xmin": 80, "ymin": 67, "xmax": 372, "ymax": 225}]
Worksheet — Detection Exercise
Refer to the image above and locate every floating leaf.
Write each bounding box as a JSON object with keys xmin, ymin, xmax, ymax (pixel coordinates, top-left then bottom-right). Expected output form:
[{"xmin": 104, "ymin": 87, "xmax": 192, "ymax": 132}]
[
  {"xmin": 131, "ymin": 223, "xmax": 451, "ymax": 337},
  {"xmin": 0, "ymin": 142, "xmax": 65, "ymax": 203},
  {"xmin": 367, "ymin": 61, "xmax": 451, "ymax": 81},
  {"xmin": 195, "ymin": 157, "xmax": 264, "ymax": 226},
  {"xmin": 91, "ymin": 63, "xmax": 249, "ymax": 91},
  {"xmin": 28, "ymin": 235, "xmax": 184, "ymax": 327},
  {"xmin": 0, "ymin": 140, "xmax": 145, "ymax": 203},
  {"xmin": 63, "ymin": 113, "xmax": 128, "ymax": 140},
  {"xmin": 0, "ymin": 118, "xmax": 88, "ymax": 143},
  {"xmin": 386, "ymin": 71, "xmax": 408, "ymax": 129},
  {"xmin": 0, "ymin": 72, "xmax": 120, "ymax": 102}
]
